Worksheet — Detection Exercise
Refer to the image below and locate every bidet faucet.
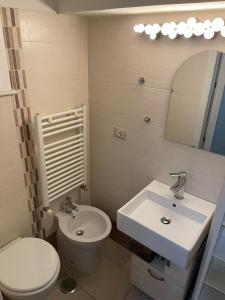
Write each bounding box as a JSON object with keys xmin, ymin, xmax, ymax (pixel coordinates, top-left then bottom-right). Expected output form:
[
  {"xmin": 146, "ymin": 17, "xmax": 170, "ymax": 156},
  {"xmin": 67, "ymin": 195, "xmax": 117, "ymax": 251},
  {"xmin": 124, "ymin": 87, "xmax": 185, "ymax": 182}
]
[
  {"xmin": 64, "ymin": 197, "xmax": 79, "ymax": 214},
  {"xmin": 170, "ymin": 171, "xmax": 187, "ymax": 200}
]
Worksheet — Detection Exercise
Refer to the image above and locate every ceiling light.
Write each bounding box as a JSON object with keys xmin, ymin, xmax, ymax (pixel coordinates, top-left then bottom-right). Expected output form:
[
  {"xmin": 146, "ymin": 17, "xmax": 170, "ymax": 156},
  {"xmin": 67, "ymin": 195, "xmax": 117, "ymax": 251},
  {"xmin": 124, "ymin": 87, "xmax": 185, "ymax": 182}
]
[
  {"xmin": 168, "ymin": 30, "xmax": 178, "ymax": 39},
  {"xmin": 149, "ymin": 32, "xmax": 157, "ymax": 40},
  {"xmin": 193, "ymin": 22, "xmax": 204, "ymax": 36},
  {"xmin": 204, "ymin": 28, "xmax": 215, "ymax": 39},
  {"xmin": 133, "ymin": 17, "xmax": 225, "ymax": 40},
  {"xmin": 152, "ymin": 23, "xmax": 161, "ymax": 34},
  {"xmin": 133, "ymin": 25, "xmax": 139, "ymax": 33},
  {"xmin": 203, "ymin": 20, "xmax": 212, "ymax": 29},
  {"xmin": 145, "ymin": 24, "xmax": 152, "ymax": 35},
  {"xmin": 161, "ymin": 23, "xmax": 171, "ymax": 35},
  {"xmin": 177, "ymin": 22, "xmax": 187, "ymax": 35},
  {"xmin": 212, "ymin": 17, "xmax": 224, "ymax": 32},
  {"xmin": 184, "ymin": 27, "xmax": 193, "ymax": 38},
  {"xmin": 170, "ymin": 21, "xmax": 177, "ymax": 29},
  {"xmin": 187, "ymin": 17, "xmax": 197, "ymax": 28},
  {"xmin": 134, "ymin": 23, "xmax": 145, "ymax": 33},
  {"xmin": 221, "ymin": 26, "xmax": 225, "ymax": 37}
]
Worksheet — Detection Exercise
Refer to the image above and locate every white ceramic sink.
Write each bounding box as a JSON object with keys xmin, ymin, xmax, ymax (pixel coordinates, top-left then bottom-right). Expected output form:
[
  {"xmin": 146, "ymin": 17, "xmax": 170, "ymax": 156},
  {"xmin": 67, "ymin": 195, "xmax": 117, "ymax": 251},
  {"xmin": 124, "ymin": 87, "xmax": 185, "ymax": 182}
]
[{"xmin": 117, "ymin": 180, "xmax": 215, "ymax": 268}]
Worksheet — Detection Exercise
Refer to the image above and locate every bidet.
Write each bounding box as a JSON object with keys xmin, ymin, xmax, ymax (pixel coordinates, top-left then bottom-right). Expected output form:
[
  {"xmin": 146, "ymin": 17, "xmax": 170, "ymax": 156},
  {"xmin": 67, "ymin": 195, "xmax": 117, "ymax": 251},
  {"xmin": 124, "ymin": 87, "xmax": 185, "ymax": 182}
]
[{"xmin": 57, "ymin": 205, "xmax": 111, "ymax": 273}]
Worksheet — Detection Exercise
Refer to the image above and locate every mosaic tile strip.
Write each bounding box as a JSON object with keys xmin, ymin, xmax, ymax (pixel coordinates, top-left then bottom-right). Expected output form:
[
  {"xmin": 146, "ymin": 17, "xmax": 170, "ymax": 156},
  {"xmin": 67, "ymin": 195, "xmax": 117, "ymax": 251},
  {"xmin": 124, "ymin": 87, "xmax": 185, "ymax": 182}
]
[{"xmin": 0, "ymin": 7, "xmax": 45, "ymax": 238}]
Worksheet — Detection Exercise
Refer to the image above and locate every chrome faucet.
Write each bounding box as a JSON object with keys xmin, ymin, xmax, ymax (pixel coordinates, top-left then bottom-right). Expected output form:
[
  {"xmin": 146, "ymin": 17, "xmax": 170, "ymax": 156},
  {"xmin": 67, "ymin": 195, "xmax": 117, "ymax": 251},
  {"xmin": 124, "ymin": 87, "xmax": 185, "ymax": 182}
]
[
  {"xmin": 64, "ymin": 197, "xmax": 79, "ymax": 214},
  {"xmin": 170, "ymin": 171, "xmax": 187, "ymax": 200}
]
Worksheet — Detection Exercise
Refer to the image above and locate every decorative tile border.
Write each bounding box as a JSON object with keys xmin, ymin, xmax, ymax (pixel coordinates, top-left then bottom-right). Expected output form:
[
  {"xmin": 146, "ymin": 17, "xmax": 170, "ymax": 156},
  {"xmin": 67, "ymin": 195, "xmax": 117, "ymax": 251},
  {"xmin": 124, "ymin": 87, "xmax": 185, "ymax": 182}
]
[{"xmin": 0, "ymin": 7, "xmax": 45, "ymax": 238}]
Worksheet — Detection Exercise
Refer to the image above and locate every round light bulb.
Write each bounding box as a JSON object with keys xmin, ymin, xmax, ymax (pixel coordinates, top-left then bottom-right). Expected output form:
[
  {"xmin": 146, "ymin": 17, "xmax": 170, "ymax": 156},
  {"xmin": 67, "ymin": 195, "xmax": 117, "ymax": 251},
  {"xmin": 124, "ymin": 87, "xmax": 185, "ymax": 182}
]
[
  {"xmin": 168, "ymin": 30, "xmax": 178, "ymax": 39},
  {"xmin": 149, "ymin": 32, "xmax": 157, "ymax": 40},
  {"xmin": 187, "ymin": 17, "xmax": 197, "ymax": 28},
  {"xmin": 184, "ymin": 27, "xmax": 193, "ymax": 38},
  {"xmin": 212, "ymin": 17, "xmax": 224, "ymax": 32},
  {"xmin": 177, "ymin": 22, "xmax": 187, "ymax": 35},
  {"xmin": 204, "ymin": 28, "xmax": 215, "ymax": 39},
  {"xmin": 133, "ymin": 25, "xmax": 139, "ymax": 33},
  {"xmin": 203, "ymin": 20, "xmax": 212, "ymax": 29},
  {"xmin": 193, "ymin": 22, "xmax": 204, "ymax": 36},
  {"xmin": 161, "ymin": 23, "xmax": 171, "ymax": 36},
  {"xmin": 152, "ymin": 23, "xmax": 161, "ymax": 34},
  {"xmin": 221, "ymin": 26, "xmax": 225, "ymax": 37},
  {"xmin": 170, "ymin": 22, "xmax": 177, "ymax": 29},
  {"xmin": 138, "ymin": 23, "xmax": 145, "ymax": 33},
  {"xmin": 145, "ymin": 24, "xmax": 152, "ymax": 35}
]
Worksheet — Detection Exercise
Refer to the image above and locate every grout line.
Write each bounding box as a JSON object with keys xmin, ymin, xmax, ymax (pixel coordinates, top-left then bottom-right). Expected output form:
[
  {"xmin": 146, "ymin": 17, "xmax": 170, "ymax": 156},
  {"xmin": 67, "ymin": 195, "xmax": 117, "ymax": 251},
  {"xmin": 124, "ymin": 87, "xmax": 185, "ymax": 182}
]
[
  {"xmin": 89, "ymin": 77, "xmax": 171, "ymax": 92},
  {"xmin": 122, "ymin": 286, "xmax": 132, "ymax": 300},
  {"xmin": 79, "ymin": 284, "xmax": 97, "ymax": 300}
]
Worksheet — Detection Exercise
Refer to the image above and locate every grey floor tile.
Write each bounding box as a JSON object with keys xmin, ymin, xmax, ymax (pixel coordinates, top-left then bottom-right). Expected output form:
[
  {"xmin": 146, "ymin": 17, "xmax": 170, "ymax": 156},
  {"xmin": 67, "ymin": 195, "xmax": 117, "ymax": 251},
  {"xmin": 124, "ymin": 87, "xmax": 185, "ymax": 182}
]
[
  {"xmin": 48, "ymin": 279, "xmax": 94, "ymax": 300},
  {"xmin": 123, "ymin": 286, "xmax": 153, "ymax": 300},
  {"xmin": 68, "ymin": 255, "xmax": 131, "ymax": 300},
  {"xmin": 102, "ymin": 238, "xmax": 131, "ymax": 270}
]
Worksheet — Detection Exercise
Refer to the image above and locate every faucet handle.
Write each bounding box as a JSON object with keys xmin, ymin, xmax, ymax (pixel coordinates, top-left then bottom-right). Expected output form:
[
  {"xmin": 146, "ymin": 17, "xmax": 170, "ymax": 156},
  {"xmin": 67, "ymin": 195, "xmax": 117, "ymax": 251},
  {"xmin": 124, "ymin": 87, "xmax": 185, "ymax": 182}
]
[
  {"xmin": 65, "ymin": 196, "xmax": 72, "ymax": 204},
  {"xmin": 170, "ymin": 171, "xmax": 187, "ymax": 181}
]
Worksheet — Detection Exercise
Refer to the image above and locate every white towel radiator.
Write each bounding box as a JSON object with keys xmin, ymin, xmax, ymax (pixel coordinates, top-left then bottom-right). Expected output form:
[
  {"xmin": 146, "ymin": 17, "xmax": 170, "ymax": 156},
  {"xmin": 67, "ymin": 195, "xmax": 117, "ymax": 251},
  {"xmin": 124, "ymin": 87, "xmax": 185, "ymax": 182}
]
[{"xmin": 34, "ymin": 105, "xmax": 87, "ymax": 210}]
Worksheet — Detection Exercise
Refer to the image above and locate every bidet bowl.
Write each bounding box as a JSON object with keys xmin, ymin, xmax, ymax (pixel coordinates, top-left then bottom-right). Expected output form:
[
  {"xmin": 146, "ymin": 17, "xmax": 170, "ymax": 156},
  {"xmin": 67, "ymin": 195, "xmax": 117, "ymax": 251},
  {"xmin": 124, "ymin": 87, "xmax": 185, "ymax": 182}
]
[
  {"xmin": 56, "ymin": 205, "xmax": 111, "ymax": 273},
  {"xmin": 57, "ymin": 205, "xmax": 111, "ymax": 248}
]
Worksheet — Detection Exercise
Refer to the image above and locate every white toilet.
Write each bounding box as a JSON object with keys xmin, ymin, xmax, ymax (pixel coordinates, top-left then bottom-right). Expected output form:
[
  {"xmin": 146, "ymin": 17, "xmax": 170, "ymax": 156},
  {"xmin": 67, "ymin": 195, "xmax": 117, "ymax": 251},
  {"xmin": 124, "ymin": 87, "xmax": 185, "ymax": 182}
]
[
  {"xmin": 0, "ymin": 237, "xmax": 60, "ymax": 300},
  {"xmin": 57, "ymin": 205, "xmax": 111, "ymax": 273}
]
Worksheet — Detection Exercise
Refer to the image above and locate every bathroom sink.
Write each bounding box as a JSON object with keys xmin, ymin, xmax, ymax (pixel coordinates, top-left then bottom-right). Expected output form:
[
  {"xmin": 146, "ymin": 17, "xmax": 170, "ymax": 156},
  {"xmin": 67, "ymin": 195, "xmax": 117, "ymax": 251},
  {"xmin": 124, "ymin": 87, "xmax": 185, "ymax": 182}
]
[{"xmin": 117, "ymin": 180, "xmax": 215, "ymax": 268}]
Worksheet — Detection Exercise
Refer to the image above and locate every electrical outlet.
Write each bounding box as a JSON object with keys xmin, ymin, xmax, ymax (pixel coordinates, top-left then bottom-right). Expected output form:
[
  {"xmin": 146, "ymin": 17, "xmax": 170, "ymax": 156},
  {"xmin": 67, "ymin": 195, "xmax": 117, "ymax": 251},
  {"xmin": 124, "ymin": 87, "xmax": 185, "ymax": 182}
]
[{"xmin": 114, "ymin": 127, "xmax": 127, "ymax": 140}]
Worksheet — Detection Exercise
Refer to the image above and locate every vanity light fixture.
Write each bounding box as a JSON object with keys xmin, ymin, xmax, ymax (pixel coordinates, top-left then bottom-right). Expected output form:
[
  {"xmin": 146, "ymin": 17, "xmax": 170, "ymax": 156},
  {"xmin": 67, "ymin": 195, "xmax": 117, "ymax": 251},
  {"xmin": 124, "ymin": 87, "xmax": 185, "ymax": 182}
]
[
  {"xmin": 221, "ymin": 26, "xmax": 225, "ymax": 37},
  {"xmin": 133, "ymin": 17, "xmax": 225, "ymax": 40}
]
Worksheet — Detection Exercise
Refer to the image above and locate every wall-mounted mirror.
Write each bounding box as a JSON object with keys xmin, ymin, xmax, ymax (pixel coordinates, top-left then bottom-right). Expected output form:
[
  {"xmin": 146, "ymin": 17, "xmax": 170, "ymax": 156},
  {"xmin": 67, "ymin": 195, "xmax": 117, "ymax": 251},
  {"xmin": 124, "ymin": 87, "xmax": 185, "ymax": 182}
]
[{"xmin": 166, "ymin": 50, "xmax": 225, "ymax": 156}]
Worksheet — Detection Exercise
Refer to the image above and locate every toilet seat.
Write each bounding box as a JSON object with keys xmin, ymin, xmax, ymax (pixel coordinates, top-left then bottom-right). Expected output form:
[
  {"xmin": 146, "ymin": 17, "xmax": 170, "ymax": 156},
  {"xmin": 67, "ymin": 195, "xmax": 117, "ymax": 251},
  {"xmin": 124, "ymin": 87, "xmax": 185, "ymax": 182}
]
[{"xmin": 0, "ymin": 238, "xmax": 60, "ymax": 295}]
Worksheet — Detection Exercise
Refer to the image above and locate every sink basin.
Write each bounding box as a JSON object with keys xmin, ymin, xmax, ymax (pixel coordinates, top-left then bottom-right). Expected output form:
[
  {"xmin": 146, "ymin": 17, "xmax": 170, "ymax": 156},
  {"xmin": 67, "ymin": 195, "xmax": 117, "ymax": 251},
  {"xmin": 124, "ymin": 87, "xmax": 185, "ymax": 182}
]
[{"xmin": 117, "ymin": 180, "xmax": 215, "ymax": 268}]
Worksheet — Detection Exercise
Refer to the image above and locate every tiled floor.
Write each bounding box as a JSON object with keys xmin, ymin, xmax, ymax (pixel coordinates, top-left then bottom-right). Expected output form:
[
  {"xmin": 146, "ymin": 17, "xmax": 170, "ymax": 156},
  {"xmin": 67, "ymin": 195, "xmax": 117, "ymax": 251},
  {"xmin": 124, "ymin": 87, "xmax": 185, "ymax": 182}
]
[{"xmin": 48, "ymin": 238, "xmax": 153, "ymax": 300}]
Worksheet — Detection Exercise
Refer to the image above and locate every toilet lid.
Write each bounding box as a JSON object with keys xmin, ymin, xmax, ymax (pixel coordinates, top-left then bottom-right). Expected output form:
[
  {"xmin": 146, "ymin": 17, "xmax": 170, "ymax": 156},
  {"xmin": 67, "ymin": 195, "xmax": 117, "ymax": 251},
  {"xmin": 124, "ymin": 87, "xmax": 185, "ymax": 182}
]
[{"xmin": 0, "ymin": 238, "xmax": 60, "ymax": 293}]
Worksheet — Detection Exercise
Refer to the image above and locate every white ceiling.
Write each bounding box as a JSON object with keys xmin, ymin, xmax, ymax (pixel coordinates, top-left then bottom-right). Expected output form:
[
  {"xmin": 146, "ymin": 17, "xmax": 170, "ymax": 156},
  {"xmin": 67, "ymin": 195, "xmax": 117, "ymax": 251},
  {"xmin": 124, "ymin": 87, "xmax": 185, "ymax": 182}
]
[
  {"xmin": 56, "ymin": 0, "xmax": 225, "ymax": 15},
  {"xmin": 0, "ymin": 0, "xmax": 225, "ymax": 15},
  {"xmin": 0, "ymin": 0, "xmax": 57, "ymax": 12}
]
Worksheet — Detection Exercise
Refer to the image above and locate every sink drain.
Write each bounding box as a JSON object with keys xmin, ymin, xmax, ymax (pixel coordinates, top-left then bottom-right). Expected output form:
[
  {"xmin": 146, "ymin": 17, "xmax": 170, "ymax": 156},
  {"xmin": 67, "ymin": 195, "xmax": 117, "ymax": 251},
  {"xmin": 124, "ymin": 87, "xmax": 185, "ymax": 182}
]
[
  {"xmin": 60, "ymin": 277, "xmax": 77, "ymax": 294},
  {"xmin": 161, "ymin": 217, "xmax": 171, "ymax": 225},
  {"xmin": 76, "ymin": 229, "xmax": 84, "ymax": 236}
]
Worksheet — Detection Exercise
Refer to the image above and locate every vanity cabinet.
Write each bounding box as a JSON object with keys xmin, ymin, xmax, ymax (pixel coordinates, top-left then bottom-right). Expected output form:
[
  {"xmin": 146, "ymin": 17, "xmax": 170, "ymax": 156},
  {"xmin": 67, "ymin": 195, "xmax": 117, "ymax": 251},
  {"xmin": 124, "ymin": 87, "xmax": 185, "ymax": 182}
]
[{"xmin": 131, "ymin": 254, "xmax": 196, "ymax": 300}]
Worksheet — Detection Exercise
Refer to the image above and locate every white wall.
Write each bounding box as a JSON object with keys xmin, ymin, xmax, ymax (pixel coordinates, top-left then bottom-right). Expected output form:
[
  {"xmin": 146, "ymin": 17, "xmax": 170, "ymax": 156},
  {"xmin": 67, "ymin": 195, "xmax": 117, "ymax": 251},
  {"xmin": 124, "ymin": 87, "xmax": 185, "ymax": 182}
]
[
  {"xmin": 0, "ymin": 0, "xmax": 57, "ymax": 12},
  {"xmin": 89, "ymin": 10, "xmax": 225, "ymax": 221},
  {"xmin": 0, "ymin": 95, "xmax": 32, "ymax": 248},
  {"xmin": 19, "ymin": 9, "xmax": 89, "ymax": 236},
  {"xmin": 0, "ymin": 17, "xmax": 11, "ymax": 91}
]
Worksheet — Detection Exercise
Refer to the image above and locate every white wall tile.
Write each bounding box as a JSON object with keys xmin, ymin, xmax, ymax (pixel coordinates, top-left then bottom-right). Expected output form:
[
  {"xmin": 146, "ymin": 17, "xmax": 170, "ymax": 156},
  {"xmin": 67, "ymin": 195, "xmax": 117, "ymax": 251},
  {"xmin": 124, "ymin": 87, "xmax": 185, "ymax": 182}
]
[
  {"xmin": 0, "ymin": 96, "xmax": 31, "ymax": 247},
  {"xmin": 132, "ymin": 86, "xmax": 170, "ymax": 128},
  {"xmin": 19, "ymin": 10, "xmax": 83, "ymax": 44},
  {"xmin": 18, "ymin": 10, "xmax": 90, "ymax": 235},
  {"xmin": 89, "ymin": 20, "xmax": 139, "ymax": 85},
  {"xmin": 90, "ymin": 80, "xmax": 135, "ymax": 119},
  {"xmin": 89, "ymin": 11, "xmax": 225, "ymax": 221}
]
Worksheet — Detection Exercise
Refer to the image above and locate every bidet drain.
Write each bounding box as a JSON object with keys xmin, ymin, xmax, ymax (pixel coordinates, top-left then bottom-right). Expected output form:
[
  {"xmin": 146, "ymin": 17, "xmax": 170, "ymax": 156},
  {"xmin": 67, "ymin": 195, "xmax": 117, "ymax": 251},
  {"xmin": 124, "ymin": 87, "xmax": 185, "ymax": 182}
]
[
  {"xmin": 76, "ymin": 229, "xmax": 84, "ymax": 236},
  {"xmin": 60, "ymin": 277, "xmax": 77, "ymax": 294},
  {"xmin": 161, "ymin": 217, "xmax": 171, "ymax": 225}
]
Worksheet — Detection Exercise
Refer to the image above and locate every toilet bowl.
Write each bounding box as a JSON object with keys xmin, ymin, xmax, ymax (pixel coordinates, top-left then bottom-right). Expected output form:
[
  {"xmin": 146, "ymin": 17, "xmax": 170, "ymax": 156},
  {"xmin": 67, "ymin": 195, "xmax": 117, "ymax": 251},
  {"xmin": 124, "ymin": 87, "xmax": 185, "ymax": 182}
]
[
  {"xmin": 57, "ymin": 205, "xmax": 111, "ymax": 273},
  {"xmin": 0, "ymin": 237, "xmax": 60, "ymax": 300}
]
